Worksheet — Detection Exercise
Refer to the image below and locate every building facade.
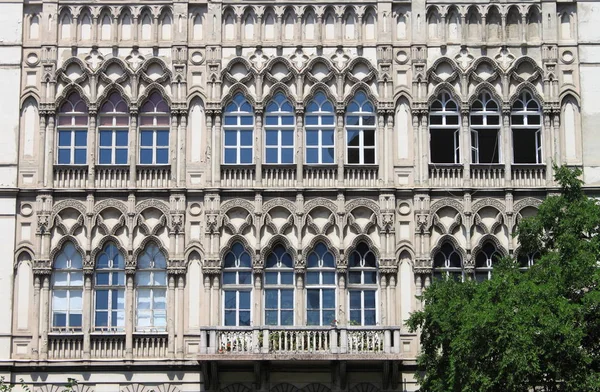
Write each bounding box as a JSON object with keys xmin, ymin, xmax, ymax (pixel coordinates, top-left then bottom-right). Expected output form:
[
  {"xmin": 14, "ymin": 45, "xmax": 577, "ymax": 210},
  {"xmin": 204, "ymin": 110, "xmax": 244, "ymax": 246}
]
[{"xmin": 1, "ymin": 0, "xmax": 600, "ymax": 390}]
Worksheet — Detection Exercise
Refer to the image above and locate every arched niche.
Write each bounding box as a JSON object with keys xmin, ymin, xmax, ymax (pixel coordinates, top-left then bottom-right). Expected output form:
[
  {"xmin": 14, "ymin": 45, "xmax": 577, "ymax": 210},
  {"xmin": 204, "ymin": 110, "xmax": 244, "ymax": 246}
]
[{"xmin": 189, "ymin": 97, "xmax": 205, "ymax": 163}]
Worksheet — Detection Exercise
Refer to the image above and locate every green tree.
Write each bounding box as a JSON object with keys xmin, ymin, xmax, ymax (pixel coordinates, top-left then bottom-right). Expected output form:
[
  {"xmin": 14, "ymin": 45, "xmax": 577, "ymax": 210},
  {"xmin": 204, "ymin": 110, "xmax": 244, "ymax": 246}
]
[{"xmin": 406, "ymin": 166, "xmax": 600, "ymax": 392}]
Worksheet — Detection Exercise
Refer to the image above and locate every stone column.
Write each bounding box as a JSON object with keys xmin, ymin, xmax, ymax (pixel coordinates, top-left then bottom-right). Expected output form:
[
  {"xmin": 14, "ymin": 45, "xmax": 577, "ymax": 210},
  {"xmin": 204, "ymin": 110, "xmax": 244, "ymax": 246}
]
[
  {"xmin": 543, "ymin": 111, "xmax": 553, "ymax": 184},
  {"xmin": 337, "ymin": 271, "xmax": 346, "ymax": 325},
  {"xmin": 83, "ymin": 272, "xmax": 93, "ymax": 359},
  {"xmin": 295, "ymin": 272, "xmax": 305, "ymax": 325},
  {"xmin": 38, "ymin": 113, "xmax": 46, "ymax": 186},
  {"xmin": 461, "ymin": 110, "xmax": 471, "ymax": 185},
  {"xmin": 255, "ymin": 108, "xmax": 263, "ymax": 186},
  {"xmin": 31, "ymin": 275, "xmax": 41, "ymax": 359},
  {"xmin": 176, "ymin": 274, "xmax": 185, "ymax": 357},
  {"xmin": 412, "ymin": 111, "xmax": 421, "ymax": 184},
  {"xmin": 167, "ymin": 274, "xmax": 176, "ymax": 357},
  {"xmin": 129, "ymin": 110, "xmax": 138, "ymax": 187},
  {"xmin": 385, "ymin": 111, "xmax": 394, "ymax": 186},
  {"xmin": 170, "ymin": 113, "xmax": 178, "ymax": 187},
  {"xmin": 295, "ymin": 108, "xmax": 304, "ymax": 187},
  {"xmin": 377, "ymin": 110, "xmax": 386, "ymax": 184},
  {"xmin": 389, "ymin": 274, "xmax": 397, "ymax": 325},
  {"xmin": 421, "ymin": 112, "xmax": 429, "ymax": 181},
  {"xmin": 253, "ymin": 272, "xmax": 263, "ymax": 325},
  {"xmin": 502, "ymin": 108, "xmax": 512, "ymax": 183},
  {"xmin": 125, "ymin": 272, "xmax": 134, "ymax": 359},
  {"xmin": 214, "ymin": 111, "xmax": 222, "ymax": 186},
  {"xmin": 179, "ymin": 111, "xmax": 187, "ymax": 187},
  {"xmin": 212, "ymin": 275, "xmax": 221, "ymax": 326},
  {"xmin": 379, "ymin": 275, "xmax": 388, "ymax": 326},
  {"xmin": 39, "ymin": 275, "xmax": 50, "ymax": 360},
  {"xmin": 336, "ymin": 107, "xmax": 345, "ymax": 185},
  {"xmin": 88, "ymin": 112, "xmax": 97, "ymax": 186},
  {"xmin": 45, "ymin": 115, "xmax": 55, "ymax": 188}
]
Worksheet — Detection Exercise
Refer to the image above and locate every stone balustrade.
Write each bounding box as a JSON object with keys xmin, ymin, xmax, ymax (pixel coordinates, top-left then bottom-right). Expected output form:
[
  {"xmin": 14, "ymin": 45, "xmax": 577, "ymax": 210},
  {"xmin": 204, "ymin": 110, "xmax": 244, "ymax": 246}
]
[
  {"xmin": 344, "ymin": 166, "xmax": 379, "ymax": 188},
  {"xmin": 511, "ymin": 164, "xmax": 547, "ymax": 188},
  {"xmin": 53, "ymin": 166, "xmax": 88, "ymax": 189},
  {"xmin": 303, "ymin": 165, "xmax": 338, "ymax": 188},
  {"xmin": 137, "ymin": 166, "xmax": 171, "ymax": 188},
  {"xmin": 470, "ymin": 164, "xmax": 505, "ymax": 188},
  {"xmin": 221, "ymin": 166, "xmax": 256, "ymax": 188},
  {"xmin": 429, "ymin": 164, "xmax": 463, "ymax": 188},
  {"xmin": 262, "ymin": 166, "xmax": 296, "ymax": 188},
  {"xmin": 95, "ymin": 166, "xmax": 130, "ymax": 189}
]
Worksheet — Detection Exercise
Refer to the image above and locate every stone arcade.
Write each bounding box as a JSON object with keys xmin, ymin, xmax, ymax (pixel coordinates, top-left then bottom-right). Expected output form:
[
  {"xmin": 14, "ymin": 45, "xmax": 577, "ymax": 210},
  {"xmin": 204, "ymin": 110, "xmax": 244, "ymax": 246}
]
[{"xmin": 0, "ymin": 0, "xmax": 600, "ymax": 390}]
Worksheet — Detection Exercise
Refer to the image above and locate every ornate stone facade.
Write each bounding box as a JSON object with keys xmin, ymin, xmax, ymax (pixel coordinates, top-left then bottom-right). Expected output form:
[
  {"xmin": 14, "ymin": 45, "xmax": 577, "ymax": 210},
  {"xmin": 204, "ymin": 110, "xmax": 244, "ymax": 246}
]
[{"xmin": 1, "ymin": 0, "xmax": 599, "ymax": 390}]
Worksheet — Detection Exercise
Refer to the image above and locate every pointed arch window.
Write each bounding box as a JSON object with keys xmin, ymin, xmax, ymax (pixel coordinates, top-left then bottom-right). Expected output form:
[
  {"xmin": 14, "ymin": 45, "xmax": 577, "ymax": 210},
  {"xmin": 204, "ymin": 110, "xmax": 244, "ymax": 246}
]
[
  {"xmin": 223, "ymin": 242, "xmax": 252, "ymax": 326},
  {"xmin": 265, "ymin": 93, "xmax": 295, "ymax": 164},
  {"xmin": 136, "ymin": 243, "xmax": 167, "ymax": 331},
  {"xmin": 263, "ymin": 10, "xmax": 275, "ymax": 40},
  {"xmin": 52, "ymin": 242, "xmax": 84, "ymax": 331},
  {"xmin": 141, "ymin": 12, "xmax": 152, "ymax": 41},
  {"xmin": 99, "ymin": 93, "xmax": 129, "ymax": 165},
  {"xmin": 80, "ymin": 12, "xmax": 92, "ymax": 40},
  {"xmin": 430, "ymin": 92, "xmax": 460, "ymax": 164},
  {"xmin": 121, "ymin": 11, "xmax": 132, "ymax": 40},
  {"xmin": 192, "ymin": 10, "xmax": 204, "ymax": 41},
  {"xmin": 60, "ymin": 12, "xmax": 72, "ymax": 40},
  {"xmin": 100, "ymin": 13, "xmax": 111, "ymax": 41},
  {"xmin": 348, "ymin": 242, "xmax": 377, "ymax": 326},
  {"xmin": 475, "ymin": 241, "xmax": 501, "ymax": 282},
  {"xmin": 304, "ymin": 9, "xmax": 315, "ymax": 40},
  {"xmin": 264, "ymin": 244, "xmax": 294, "ymax": 326},
  {"xmin": 94, "ymin": 243, "xmax": 125, "ymax": 331},
  {"xmin": 30, "ymin": 14, "xmax": 40, "ymax": 40},
  {"xmin": 324, "ymin": 12, "xmax": 335, "ymax": 40},
  {"xmin": 306, "ymin": 242, "xmax": 336, "ymax": 326},
  {"xmin": 306, "ymin": 92, "xmax": 335, "ymax": 164},
  {"xmin": 346, "ymin": 91, "xmax": 376, "ymax": 164},
  {"xmin": 224, "ymin": 94, "xmax": 254, "ymax": 164},
  {"xmin": 140, "ymin": 92, "xmax": 170, "ymax": 165},
  {"xmin": 433, "ymin": 242, "xmax": 463, "ymax": 280},
  {"xmin": 161, "ymin": 12, "xmax": 172, "ymax": 40},
  {"xmin": 57, "ymin": 93, "xmax": 88, "ymax": 165},
  {"xmin": 511, "ymin": 91, "xmax": 542, "ymax": 164},
  {"xmin": 284, "ymin": 12, "xmax": 295, "ymax": 40},
  {"xmin": 470, "ymin": 92, "xmax": 501, "ymax": 164},
  {"xmin": 518, "ymin": 250, "xmax": 539, "ymax": 270}
]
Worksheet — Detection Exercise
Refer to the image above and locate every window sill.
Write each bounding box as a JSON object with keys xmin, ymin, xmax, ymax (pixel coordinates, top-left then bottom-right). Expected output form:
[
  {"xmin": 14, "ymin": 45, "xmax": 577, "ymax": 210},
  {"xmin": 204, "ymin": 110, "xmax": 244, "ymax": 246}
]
[
  {"xmin": 304, "ymin": 164, "xmax": 338, "ymax": 168},
  {"xmin": 91, "ymin": 330, "xmax": 126, "ymax": 335},
  {"xmin": 96, "ymin": 164, "xmax": 129, "ymax": 168},
  {"xmin": 221, "ymin": 164, "xmax": 255, "ymax": 168},
  {"xmin": 471, "ymin": 163, "xmax": 504, "ymax": 167},
  {"xmin": 428, "ymin": 163, "xmax": 463, "ymax": 167},
  {"xmin": 262, "ymin": 163, "xmax": 296, "ymax": 169},
  {"xmin": 511, "ymin": 163, "xmax": 545, "ymax": 167},
  {"xmin": 49, "ymin": 330, "xmax": 83, "ymax": 335},
  {"xmin": 344, "ymin": 164, "xmax": 379, "ymax": 168},
  {"xmin": 54, "ymin": 164, "xmax": 88, "ymax": 168},
  {"xmin": 137, "ymin": 164, "xmax": 171, "ymax": 169}
]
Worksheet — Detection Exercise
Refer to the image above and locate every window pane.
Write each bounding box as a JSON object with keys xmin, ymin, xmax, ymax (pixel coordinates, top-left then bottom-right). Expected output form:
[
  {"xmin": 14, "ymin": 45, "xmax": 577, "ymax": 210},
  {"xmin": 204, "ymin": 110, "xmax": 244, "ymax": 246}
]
[
  {"xmin": 99, "ymin": 131, "xmax": 112, "ymax": 146},
  {"xmin": 224, "ymin": 291, "xmax": 236, "ymax": 309},
  {"xmin": 322, "ymin": 310, "xmax": 335, "ymax": 326},
  {"xmin": 115, "ymin": 149, "xmax": 128, "ymax": 164},
  {"xmin": 265, "ymin": 289, "xmax": 278, "ymax": 308},
  {"xmin": 224, "ymin": 116, "xmax": 237, "ymax": 126},
  {"xmin": 306, "ymin": 272, "xmax": 319, "ymax": 285},
  {"xmin": 53, "ymin": 313, "xmax": 67, "ymax": 327},
  {"xmin": 140, "ymin": 131, "xmax": 153, "ymax": 146},
  {"xmin": 224, "ymin": 310, "xmax": 236, "ymax": 326},
  {"xmin": 281, "ymin": 310, "xmax": 293, "ymax": 326},
  {"xmin": 350, "ymin": 291, "xmax": 361, "ymax": 308},
  {"xmin": 323, "ymin": 148, "xmax": 335, "ymax": 163},
  {"xmin": 224, "ymin": 149, "xmax": 237, "ymax": 164},
  {"xmin": 364, "ymin": 149, "xmax": 375, "ymax": 164},
  {"xmin": 224, "ymin": 130, "xmax": 237, "ymax": 146},
  {"xmin": 265, "ymin": 272, "xmax": 278, "ymax": 285},
  {"xmin": 265, "ymin": 130, "xmax": 278, "ymax": 145},
  {"xmin": 95, "ymin": 311, "xmax": 108, "ymax": 327},
  {"xmin": 266, "ymin": 148, "xmax": 278, "ymax": 164},
  {"xmin": 281, "ymin": 272, "xmax": 293, "ymax": 285},
  {"xmin": 70, "ymin": 313, "xmax": 83, "ymax": 327},
  {"xmin": 364, "ymin": 290, "xmax": 376, "ymax": 307},
  {"xmin": 281, "ymin": 290, "xmax": 294, "ymax": 308},
  {"xmin": 239, "ymin": 311, "xmax": 251, "ymax": 326},
  {"xmin": 240, "ymin": 130, "xmax": 253, "ymax": 146},
  {"xmin": 347, "ymin": 130, "xmax": 360, "ymax": 146},
  {"xmin": 58, "ymin": 149, "xmax": 71, "ymax": 164},
  {"xmin": 348, "ymin": 148, "xmax": 360, "ymax": 164},
  {"xmin": 346, "ymin": 116, "xmax": 360, "ymax": 126},
  {"xmin": 307, "ymin": 290, "xmax": 320, "ymax": 309},
  {"xmin": 75, "ymin": 131, "xmax": 87, "ymax": 146},
  {"xmin": 140, "ymin": 149, "xmax": 153, "ymax": 164},
  {"xmin": 306, "ymin": 148, "xmax": 319, "ymax": 164},
  {"xmin": 322, "ymin": 289, "xmax": 335, "ymax": 308},
  {"xmin": 156, "ymin": 148, "xmax": 169, "ymax": 164},
  {"xmin": 281, "ymin": 130, "xmax": 294, "ymax": 145},
  {"xmin": 307, "ymin": 310, "xmax": 320, "ymax": 326},
  {"xmin": 116, "ymin": 131, "xmax": 128, "ymax": 146},
  {"xmin": 349, "ymin": 271, "xmax": 361, "ymax": 284},
  {"xmin": 322, "ymin": 271, "xmax": 335, "ymax": 285},
  {"xmin": 70, "ymin": 291, "xmax": 83, "ymax": 310},
  {"xmin": 52, "ymin": 290, "xmax": 68, "ymax": 309},
  {"xmin": 281, "ymin": 148, "xmax": 294, "ymax": 164},
  {"xmin": 240, "ymin": 148, "xmax": 253, "ymax": 164},
  {"xmin": 265, "ymin": 310, "xmax": 278, "ymax": 325},
  {"xmin": 156, "ymin": 131, "xmax": 169, "ymax": 146},
  {"xmin": 239, "ymin": 291, "xmax": 250, "ymax": 310},
  {"xmin": 238, "ymin": 271, "xmax": 252, "ymax": 285},
  {"xmin": 240, "ymin": 116, "xmax": 253, "ymax": 126},
  {"xmin": 58, "ymin": 131, "xmax": 71, "ymax": 146},
  {"xmin": 350, "ymin": 310, "xmax": 361, "ymax": 324},
  {"xmin": 306, "ymin": 130, "xmax": 319, "ymax": 146},
  {"xmin": 99, "ymin": 149, "xmax": 112, "ymax": 164}
]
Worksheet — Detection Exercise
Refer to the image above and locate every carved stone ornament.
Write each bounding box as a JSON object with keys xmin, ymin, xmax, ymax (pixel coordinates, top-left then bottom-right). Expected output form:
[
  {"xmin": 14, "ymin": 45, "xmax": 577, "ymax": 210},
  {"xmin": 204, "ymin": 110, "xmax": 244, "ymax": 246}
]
[
  {"xmin": 202, "ymin": 258, "xmax": 221, "ymax": 275},
  {"xmin": 126, "ymin": 49, "xmax": 145, "ymax": 70},
  {"xmin": 415, "ymin": 213, "xmax": 428, "ymax": 233},
  {"xmin": 37, "ymin": 214, "xmax": 50, "ymax": 235},
  {"xmin": 85, "ymin": 49, "xmax": 105, "ymax": 71},
  {"xmin": 249, "ymin": 49, "xmax": 270, "ymax": 70},
  {"xmin": 170, "ymin": 213, "xmax": 184, "ymax": 234},
  {"xmin": 168, "ymin": 259, "xmax": 187, "ymax": 275}
]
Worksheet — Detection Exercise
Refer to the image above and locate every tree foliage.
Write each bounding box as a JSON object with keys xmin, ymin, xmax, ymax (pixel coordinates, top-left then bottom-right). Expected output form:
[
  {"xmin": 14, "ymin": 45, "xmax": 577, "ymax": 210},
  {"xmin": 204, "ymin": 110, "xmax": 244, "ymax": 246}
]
[{"xmin": 407, "ymin": 166, "xmax": 600, "ymax": 392}]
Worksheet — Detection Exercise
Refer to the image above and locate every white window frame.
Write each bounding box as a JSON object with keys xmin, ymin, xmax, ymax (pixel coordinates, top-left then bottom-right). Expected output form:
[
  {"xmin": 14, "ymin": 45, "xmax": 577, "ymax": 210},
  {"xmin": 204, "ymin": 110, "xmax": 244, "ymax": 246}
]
[
  {"xmin": 222, "ymin": 242, "xmax": 253, "ymax": 326},
  {"xmin": 470, "ymin": 92, "xmax": 502, "ymax": 164},
  {"xmin": 306, "ymin": 243, "xmax": 337, "ymax": 326},
  {"xmin": 345, "ymin": 92, "xmax": 377, "ymax": 165},
  {"xmin": 265, "ymin": 94, "xmax": 295, "ymax": 165},
  {"xmin": 305, "ymin": 93, "xmax": 336, "ymax": 165},
  {"xmin": 429, "ymin": 92, "xmax": 461, "ymax": 164},
  {"xmin": 51, "ymin": 243, "xmax": 84, "ymax": 332},
  {"xmin": 348, "ymin": 290, "xmax": 378, "ymax": 326},
  {"xmin": 98, "ymin": 130, "xmax": 129, "ymax": 165},
  {"xmin": 135, "ymin": 244, "xmax": 167, "ymax": 332},
  {"xmin": 510, "ymin": 91, "xmax": 543, "ymax": 164},
  {"xmin": 264, "ymin": 245, "xmax": 294, "ymax": 326},
  {"xmin": 223, "ymin": 95, "xmax": 254, "ymax": 165},
  {"xmin": 139, "ymin": 129, "xmax": 169, "ymax": 165},
  {"xmin": 433, "ymin": 242, "xmax": 463, "ymax": 281},
  {"xmin": 94, "ymin": 244, "xmax": 126, "ymax": 332}
]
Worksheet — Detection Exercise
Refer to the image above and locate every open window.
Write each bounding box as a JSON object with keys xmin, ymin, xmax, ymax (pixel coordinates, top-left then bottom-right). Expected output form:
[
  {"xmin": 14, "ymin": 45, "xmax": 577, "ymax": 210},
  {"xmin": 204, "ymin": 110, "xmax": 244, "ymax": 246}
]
[
  {"xmin": 475, "ymin": 241, "xmax": 501, "ymax": 282},
  {"xmin": 470, "ymin": 92, "xmax": 501, "ymax": 164},
  {"xmin": 433, "ymin": 242, "xmax": 463, "ymax": 280},
  {"xmin": 430, "ymin": 92, "xmax": 460, "ymax": 164},
  {"xmin": 511, "ymin": 91, "xmax": 542, "ymax": 164}
]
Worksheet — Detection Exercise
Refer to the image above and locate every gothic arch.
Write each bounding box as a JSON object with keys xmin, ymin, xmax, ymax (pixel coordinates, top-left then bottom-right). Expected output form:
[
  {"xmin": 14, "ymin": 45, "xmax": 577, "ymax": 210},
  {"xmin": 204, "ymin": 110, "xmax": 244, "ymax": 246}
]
[
  {"xmin": 468, "ymin": 83, "xmax": 503, "ymax": 106},
  {"xmin": 301, "ymin": 235, "xmax": 341, "ymax": 268},
  {"xmin": 262, "ymin": 197, "xmax": 296, "ymax": 216},
  {"xmin": 90, "ymin": 236, "xmax": 128, "ymax": 267},
  {"xmin": 220, "ymin": 199, "xmax": 255, "ymax": 216},
  {"xmin": 346, "ymin": 234, "xmax": 381, "ymax": 261},
  {"xmin": 472, "ymin": 234, "xmax": 508, "ymax": 258},
  {"xmin": 49, "ymin": 235, "xmax": 86, "ymax": 264},
  {"xmin": 221, "ymin": 83, "xmax": 257, "ymax": 107},
  {"xmin": 138, "ymin": 83, "xmax": 172, "ymax": 106},
  {"xmin": 509, "ymin": 84, "xmax": 544, "ymax": 107},
  {"xmin": 263, "ymin": 83, "xmax": 296, "ymax": 106},
  {"xmin": 55, "ymin": 84, "xmax": 91, "ymax": 108},
  {"xmin": 304, "ymin": 83, "xmax": 338, "ymax": 105},
  {"xmin": 260, "ymin": 235, "xmax": 296, "ymax": 263},
  {"xmin": 430, "ymin": 235, "xmax": 467, "ymax": 263},
  {"xmin": 133, "ymin": 236, "xmax": 169, "ymax": 264},
  {"xmin": 96, "ymin": 84, "xmax": 132, "ymax": 108},
  {"xmin": 219, "ymin": 235, "xmax": 255, "ymax": 264},
  {"xmin": 19, "ymin": 91, "xmax": 41, "ymax": 110},
  {"xmin": 343, "ymin": 83, "xmax": 378, "ymax": 106},
  {"xmin": 94, "ymin": 199, "xmax": 128, "ymax": 217},
  {"xmin": 51, "ymin": 200, "xmax": 87, "ymax": 222},
  {"xmin": 427, "ymin": 84, "xmax": 462, "ymax": 106}
]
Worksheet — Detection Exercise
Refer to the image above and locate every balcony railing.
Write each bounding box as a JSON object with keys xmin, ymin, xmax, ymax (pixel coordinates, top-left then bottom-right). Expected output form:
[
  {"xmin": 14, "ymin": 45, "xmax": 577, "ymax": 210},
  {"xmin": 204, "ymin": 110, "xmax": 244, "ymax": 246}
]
[
  {"xmin": 470, "ymin": 164, "xmax": 505, "ymax": 188},
  {"xmin": 262, "ymin": 165, "xmax": 296, "ymax": 188},
  {"xmin": 344, "ymin": 166, "xmax": 379, "ymax": 188},
  {"xmin": 511, "ymin": 164, "xmax": 547, "ymax": 187},
  {"xmin": 304, "ymin": 165, "xmax": 337, "ymax": 188},
  {"xmin": 47, "ymin": 333, "xmax": 169, "ymax": 360},
  {"xmin": 53, "ymin": 165, "xmax": 88, "ymax": 189},
  {"xmin": 137, "ymin": 166, "xmax": 171, "ymax": 188},
  {"xmin": 221, "ymin": 165, "xmax": 256, "ymax": 188},
  {"xmin": 95, "ymin": 165, "xmax": 130, "ymax": 189},
  {"xmin": 429, "ymin": 164, "xmax": 463, "ymax": 188}
]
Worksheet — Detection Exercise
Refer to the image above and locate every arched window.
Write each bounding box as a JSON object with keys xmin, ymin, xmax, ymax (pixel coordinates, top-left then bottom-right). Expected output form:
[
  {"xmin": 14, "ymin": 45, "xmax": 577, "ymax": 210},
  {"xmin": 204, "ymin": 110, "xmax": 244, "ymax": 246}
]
[
  {"xmin": 223, "ymin": 242, "xmax": 252, "ymax": 326},
  {"xmin": 265, "ymin": 93, "xmax": 294, "ymax": 164},
  {"xmin": 306, "ymin": 242, "xmax": 336, "ymax": 326},
  {"xmin": 52, "ymin": 242, "xmax": 83, "ymax": 331},
  {"xmin": 527, "ymin": 7, "xmax": 541, "ymax": 40},
  {"xmin": 306, "ymin": 92, "xmax": 335, "ymax": 164},
  {"xmin": 94, "ymin": 243, "xmax": 125, "ymax": 331},
  {"xmin": 506, "ymin": 7, "xmax": 520, "ymax": 41},
  {"xmin": 224, "ymin": 94, "xmax": 254, "ymax": 164},
  {"xmin": 511, "ymin": 91, "xmax": 542, "ymax": 164},
  {"xmin": 141, "ymin": 12, "xmax": 152, "ymax": 41},
  {"xmin": 284, "ymin": 11, "xmax": 295, "ymax": 40},
  {"xmin": 428, "ymin": 8, "xmax": 440, "ymax": 40},
  {"xmin": 136, "ymin": 243, "xmax": 167, "ymax": 331},
  {"xmin": 348, "ymin": 242, "xmax": 377, "ymax": 326},
  {"xmin": 430, "ymin": 92, "xmax": 460, "ymax": 164},
  {"xmin": 192, "ymin": 11, "xmax": 204, "ymax": 41},
  {"xmin": 100, "ymin": 13, "xmax": 111, "ymax": 41},
  {"xmin": 224, "ymin": 12, "xmax": 235, "ymax": 41},
  {"xmin": 263, "ymin": 10, "xmax": 275, "ymax": 40},
  {"xmin": 560, "ymin": 13, "xmax": 571, "ymax": 40},
  {"xmin": 60, "ymin": 12, "xmax": 72, "ymax": 40},
  {"xmin": 98, "ymin": 93, "xmax": 129, "ymax": 165},
  {"xmin": 475, "ymin": 241, "xmax": 501, "ymax": 282},
  {"xmin": 264, "ymin": 245, "xmax": 294, "ymax": 326},
  {"xmin": 121, "ymin": 11, "xmax": 132, "ymax": 40},
  {"xmin": 139, "ymin": 92, "xmax": 170, "ymax": 165},
  {"xmin": 161, "ymin": 12, "xmax": 172, "ymax": 40},
  {"xmin": 304, "ymin": 9, "xmax": 316, "ymax": 40},
  {"xmin": 433, "ymin": 242, "xmax": 462, "ymax": 280},
  {"xmin": 244, "ymin": 11, "xmax": 255, "ymax": 40},
  {"xmin": 396, "ymin": 13, "xmax": 407, "ymax": 40},
  {"xmin": 57, "ymin": 93, "xmax": 88, "ymax": 165},
  {"xmin": 467, "ymin": 9, "xmax": 480, "ymax": 40},
  {"xmin": 80, "ymin": 11, "xmax": 92, "ymax": 40},
  {"xmin": 364, "ymin": 10, "xmax": 376, "ymax": 40},
  {"xmin": 344, "ymin": 11, "xmax": 356, "ymax": 40},
  {"xmin": 447, "ymin": 9, "xmax": 460, "ymax": 41},
  {"xmin": 470, "ymin": 92, "xmax": 501, "ymax": 164},
  {"xmin": 30, "ymin": 14, "xmax": 40, "ymax": 40},
  {"xmin": 518, "ymin": 251, "xmax": 539, "ymax": 269},
  {"xmin": 487, "ymin": 7, "xmax": 501, "ymax": 42},
  {"xmin": 324, "ymin": 12, "xmax": 335, "ymax": 40},
  {"xmin": 346, "ymin": 91, "xmax": 376, "ymax": 164}
]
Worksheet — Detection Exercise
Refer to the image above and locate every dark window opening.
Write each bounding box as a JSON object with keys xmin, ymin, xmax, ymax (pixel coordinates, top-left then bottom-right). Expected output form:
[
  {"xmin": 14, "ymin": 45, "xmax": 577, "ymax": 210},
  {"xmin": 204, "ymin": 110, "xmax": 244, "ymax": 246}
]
[
  {"xmin": 431, "ymin": 130, "xmax": 459, "ymax": 164},
  {"xmin": 472, "ymin": 130, "xmax": 500, "ymax": 164},
  {"xmin": 513, "ymin": 129, "xmax": 540, "ymax": 164}
]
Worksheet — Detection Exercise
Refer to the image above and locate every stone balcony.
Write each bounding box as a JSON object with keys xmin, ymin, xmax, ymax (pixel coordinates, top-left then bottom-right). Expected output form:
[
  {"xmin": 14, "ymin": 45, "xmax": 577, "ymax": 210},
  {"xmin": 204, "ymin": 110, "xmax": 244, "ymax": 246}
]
[
  {"xmin": 44, "ymin": 327, "xmax": 414, "ymax": 362},
  {"xmin": 429, "ymin": 163, "xmax": 548, "ymax": 189}
]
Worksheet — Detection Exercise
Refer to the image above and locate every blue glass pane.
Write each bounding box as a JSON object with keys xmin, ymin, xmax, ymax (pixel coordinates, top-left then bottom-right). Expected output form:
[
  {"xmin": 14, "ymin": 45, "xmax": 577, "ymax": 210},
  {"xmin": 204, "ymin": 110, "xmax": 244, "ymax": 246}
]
[
  {"xmin": 322, "ymin": 115, "xmax": 335, "ymax": 125},
  {"xmin": 281, "ymin": 311, "xmax": 293, "ymax": 326},
  {"xmin": 266, "ymin": 149, "xmax": 278, "ymax": 164},
  {"xmin": 281, "ymin": 148, "xmax": 294, "ymax": 164},
  {"xmin": 305, "ymin": 115, "xmax": 318, "ymax": 126},
  {"xmin": 347, "ymin": 130, "xmax": 360, "ymax": 147},
  {"xmin": 224, "ymin": 310, "xmax": 236, "ymax": 326},
  {"xmin": 140, "ymin": 131, "xmax": 153, "ymax": 146},
  {"xmin": 224, "ymin": 149, "xmax": 237, "ymax": 164},
  {"xmin": 281, "ymin": 130, "xmax": 294, "ymax": 145},
  {"xmin": 224, "ymin": 116, "xmax": 237, "ymax": 126},
  {"xmin": 58, "ymin": 131, "xmax": 71, "ymax": 146},
  {"xmin": 348, "ymin": 102, "xmax": 359, "ymax": 113},
  {"xmin": 139, "ymin": 149, "xmax": 152, "ymax": 164},
  {"xmin": 323, "ymin": 289, "xmax": 335, "ymax": 307},
  {"xmin": 281, "ymin": 290, "xmax": 294, "ymax": 308},
  {"xmin": 239, "ymin": 291, "xmax": 250, "ymax": 309},
  {"xmin": 307, "ymin": 290, "xmax": 320, "ymax": 309},
  {"xmin": 346, "ymin": 116, "xmax": 360, "ymax": 126},
  {"xmin": 349, "ymin": 271, "xmax": 361, "ymax": 284},
  {"xmin": 69, "ymin": 313, "xmax": 81, "ymax": 327},
  {"xmin": 364, "ymin": 290, "xmax": 376, "ymax": 307},
  {"xmin": 306, "ymin": 102, "xmax": 318, "ymax": 112},
  {"xmin": 58, "ymin": 149, "xmax": 70, "ymax": 164},
  {"xmin": 322, "ymin": 130, "xmax": 335, "ymax": 144},
  {"xmin": 224, "ymin": 291, "xmax": 236, "ymax": 308},
  {"xmin": 323, "ymin": 271, "xmax": 335, "ymax": 285},
  {"xmin": 240, "ymin": 102, "xmax": 252, "ymax": 113},
  {"xmin": 306, "ymin": 272, "xmax": 319, "ymax": 285},
  {"xmin": 53, "ymin": 313, "xmax": 66, "ymax": 327},
  {"xmin": 350, "ymin": 310, "xmax": 361, "ymax": 324},
  {"xmin": 364, "ymin": 271, "xmax": 377, "ymax": 284},
  {"xmin": 363, "ymin": 101, "xmax": 374, "ymax": 113},
  {"xmin": 224, "ymin": 252, "xmax": 236, "ymax": 268},
  {"xmin": 99, "ymin": 131, "xmax": 112, "ymax": 146},
  {"xmin": 306, "ymin": 130, "xmax": 319, "ymax": 145},
  {"xmin": 322, "ymin": 310, "xmax": 335, "ymax": 326},
  {"xmin": 95, "ymin": 311, "xmax": 108, "ymax": 327},
  {"xmin": 265, "ymin": 130, "xmax": 278, "ymax": 145},
  {"xmin": 232, "ymin": 243, "xmax": 244, "ymax": 255},
  {"xmin": 240, "ymin": 148, "xmax": 253, "ymax": 164},
  {"xmin": 265, "ymin": 310, "xmax": 278, "ymax": 325},
  {"xmin": 281, "ymin": 272, "xmax": 293, "ymax": 285},
  {"xmin": 363, "ymin": 116, "xmax": 376, "ymax": 126},
  {"xmin": 116, "ymin": 131, "xmax": 128, "ymax": 146},
  {"xmin": 95, "ymin": 272, "xmax": 109, "ymax": 285},
  {"xmin": 265, "ymin": 116, "xmax": 278, "ymax": 126},
  {"xmin": 323, "ymin": 252, "xmax": 335, "ymax": 267},
  {"xmin": 224, "ymin": 130, "xmax": 237, "ymax": 146},
  {"xmin": 315, "ymin": 242, "xmax": 327, "ymax": 255},
  {"xmin": 75, "ymin": 131, "xmax": 87, "ymax": 146},
  {"xmin": 157, "ymin": 131, "xmax": 169, "ymax": 146},
  {"xmin": 156, "ymin": 148, "xmax": 169, "ymax": 164},
  {"xmin": 323, "ymin": 148, "xmax": 335, "ymax": 163},
  {"xmin": 265, "ymin": 272, "xmax": 278, "ymax": 285},
  {"xmin": 240, "ymin": 130, "xmax": 253, "ymax": 146},
  {"xmin": 350, "ymin": 291, "xmax": 361, "ymax": 308},
  {"xmin": 281, "ymin": 102, "xmax": 293, "ymax": 112},
  {"xmin": 225, "ymin": 102, "xmax": 237, "ymax": 113},
  {"xmin": 115, "ymin": 149, "xmax": 128, "ymax": 164},
  {"xmin": 281, "ymin": 116, "xmax": 295, "ymax": 126},
  {"xmin": 306, "ymin": 148, "xmax": 319, "ymax": 164},
  {"xmin": 266, "ymin": 101, "xmax": 278, "ymax": 113},
  {"xmin": 99, "ymin": 149, "xmax": 112, "ymax": 164},
  {"xmin": 238, "ymin": 271, "xmax": 251, "ymax": 285},
  {"xmin": 239, "ymin": 311, "xmax": 251, "ymax": 326},
  {"xmin": 74, "ymin": 149, "xmax": 87, "ymax": 164},
  {"xmin": 240, "ymin": 116, "xmax": 253, "ymax": 126},
  {"xmin": 223, "ymin": 272, "xmax": 236, "ymax": 285},
  {"xmin": 265, "ymin": 290, "xmax": 278, "ymax": 307},
  {"xmin": 307, "ymin": 252, "xmax": 319, "ymax": 268},
  {"xmin": 240, "ymin": 252, "xmax": 251, "ymax": 267},
  {"xmin": 307, "ymin": 310, "xmax": 320, "ymax": 326},
  {"xmin": 95, "ymin": 290, "xmax": 108, "ymax": 307},
  {"xmin": 322, "ymin": 101, "xmax": 334, "ymax": 112},
  {"xmin": 364, "ymin": 310, "xmax": 376, "ymax": 325}
]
